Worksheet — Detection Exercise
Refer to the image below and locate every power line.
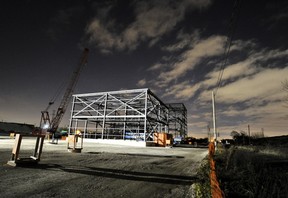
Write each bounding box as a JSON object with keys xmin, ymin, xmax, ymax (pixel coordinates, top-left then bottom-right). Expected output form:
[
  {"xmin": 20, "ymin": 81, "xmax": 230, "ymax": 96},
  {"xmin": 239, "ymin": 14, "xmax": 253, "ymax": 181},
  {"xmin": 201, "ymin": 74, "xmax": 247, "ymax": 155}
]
[
  {"xmin": 211, "ymin": 0, "xmax": 242, "ymax": 143},
  {"xmin": 215, "ymin": 0, "xmax": 242, "ymax": 96}
]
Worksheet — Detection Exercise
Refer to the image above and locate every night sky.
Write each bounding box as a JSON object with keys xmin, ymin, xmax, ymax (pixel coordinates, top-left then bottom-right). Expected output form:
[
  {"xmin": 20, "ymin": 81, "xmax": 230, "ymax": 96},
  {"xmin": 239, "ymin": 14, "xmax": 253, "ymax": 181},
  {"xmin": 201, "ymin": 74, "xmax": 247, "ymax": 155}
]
[{"xmin": 1, "ymin": 0, "xmax": 288, "ymax": 138}]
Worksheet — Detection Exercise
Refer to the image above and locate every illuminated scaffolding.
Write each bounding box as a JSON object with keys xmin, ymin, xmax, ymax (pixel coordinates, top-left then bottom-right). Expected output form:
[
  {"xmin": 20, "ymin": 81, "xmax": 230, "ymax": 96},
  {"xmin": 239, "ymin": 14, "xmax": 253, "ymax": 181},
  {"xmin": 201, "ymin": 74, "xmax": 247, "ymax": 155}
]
[
  {"xmin": 68, "ymin": 89, "xmax": 170, "ymax": 142},
  {"xmin": 167, "ymin": 103, "xmax": 187, "ymax": 138}
]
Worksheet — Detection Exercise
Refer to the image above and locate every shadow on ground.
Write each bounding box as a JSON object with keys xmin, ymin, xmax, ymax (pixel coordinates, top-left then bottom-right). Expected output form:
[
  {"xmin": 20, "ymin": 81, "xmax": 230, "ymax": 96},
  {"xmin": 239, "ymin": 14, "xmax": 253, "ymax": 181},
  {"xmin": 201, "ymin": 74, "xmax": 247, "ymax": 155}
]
[{"xmin": 22, "ymin": 163, "xmax": 198, "ymax": 185}]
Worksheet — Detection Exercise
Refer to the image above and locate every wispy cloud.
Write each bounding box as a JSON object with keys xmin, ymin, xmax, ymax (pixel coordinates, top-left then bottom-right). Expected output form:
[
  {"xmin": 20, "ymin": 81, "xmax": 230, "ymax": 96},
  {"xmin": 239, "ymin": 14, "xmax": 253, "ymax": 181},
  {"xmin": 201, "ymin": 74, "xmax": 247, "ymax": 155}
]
[
  {"xmin": 85, "ymin": 0, "xmax": 211, "ymax": 52},
  {"xmin": 195, "ymin": 46, "xmax": 288, "ymax": 138},
  {"xmin": 156, "ymin": 35, "xmax": 226, "ymax": 86},
  {"xmin": 84, "ymin": 1, "xmax": 287, "ymax": 138},
  {"xmin": 161, "ymin": 30, "xmax": 200, "ymax": 52},
  {"xmin": 218, "ymin": 99, "xmax": 288, "ymax": 137},
  {"xmin": 198, "ymin": 47, "xmax": 288, "ymax": 103},
  {"xmin": 137, "ymin": 79, "xmax": 146, "ymax": 87},
  {"xmin": 146, "ymin": 34, "xmax": 288, "ymax": 137},
  {"xmin": 264, "ymin": 2, "xmax": 288, "ymax": 29},
  {"xmin": 163, "ymin": 80, "xmax": 200, "ymax": 100},
  {"xmin": 216, "ymin": 68, "xmax": 288, "ymax": 103},
  {"xmin": 157, "ymin": 41, "xmax": 288, "ymax": 103}
]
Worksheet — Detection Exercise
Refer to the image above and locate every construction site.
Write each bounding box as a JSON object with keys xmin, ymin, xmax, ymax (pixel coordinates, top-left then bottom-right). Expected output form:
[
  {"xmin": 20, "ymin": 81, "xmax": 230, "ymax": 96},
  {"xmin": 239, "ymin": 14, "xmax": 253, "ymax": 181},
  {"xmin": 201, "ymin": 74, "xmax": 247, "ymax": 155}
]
[
  {"xmin": 37, "ymin": 48, "xmax": 189, "ymax": 148},
  {"xmin": 3, "ymin": 0, "xmax": 288, "ymax": 197},
  {"xmin": 0, "ymin": 48, "xmax": 209, "ymax": 198},
  {"xmin": 68, "ymin": 88, "xmax": 187, "ymax": 146}
]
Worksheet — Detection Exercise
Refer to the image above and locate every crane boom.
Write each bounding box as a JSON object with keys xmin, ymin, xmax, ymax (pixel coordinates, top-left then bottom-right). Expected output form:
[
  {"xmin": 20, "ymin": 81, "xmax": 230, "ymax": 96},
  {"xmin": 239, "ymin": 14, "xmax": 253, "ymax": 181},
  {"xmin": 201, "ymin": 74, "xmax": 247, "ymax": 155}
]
[{"xmin": 40, "ymin": 48, "xmax": 89, "ymax": 135}]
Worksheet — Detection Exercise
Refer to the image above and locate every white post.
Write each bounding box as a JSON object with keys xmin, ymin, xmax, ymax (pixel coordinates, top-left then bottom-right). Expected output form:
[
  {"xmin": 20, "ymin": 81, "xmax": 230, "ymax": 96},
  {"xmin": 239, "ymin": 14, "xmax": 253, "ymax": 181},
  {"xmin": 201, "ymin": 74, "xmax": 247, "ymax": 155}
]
[
  {"xmin": 102, "ymin": 94, "xmax": 108, "ymax": 139},
  {"xmin": 144, "ymin": 90, "xmax": 148, "ymax": 142}
]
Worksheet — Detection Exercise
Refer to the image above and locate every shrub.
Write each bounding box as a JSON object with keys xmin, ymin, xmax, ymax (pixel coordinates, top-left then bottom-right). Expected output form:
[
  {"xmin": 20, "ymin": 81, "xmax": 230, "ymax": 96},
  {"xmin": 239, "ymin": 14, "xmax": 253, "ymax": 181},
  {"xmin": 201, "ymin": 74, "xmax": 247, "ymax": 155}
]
[{"xmin": 215, "ymin": 145, "xmax": 288, "ymax": 197}]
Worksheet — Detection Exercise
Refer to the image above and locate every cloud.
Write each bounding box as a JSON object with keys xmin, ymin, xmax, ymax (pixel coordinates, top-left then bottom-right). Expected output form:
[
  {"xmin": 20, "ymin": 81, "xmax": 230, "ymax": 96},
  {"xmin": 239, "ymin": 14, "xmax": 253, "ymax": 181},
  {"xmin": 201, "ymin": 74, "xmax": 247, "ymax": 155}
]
[
  {"xmin": 148, "ymin": 63, "xmax": 164, "ymax": 71},
  {"xmin": 229, "ymin": 39, "xmax": 257, "ymax": 51},
  {"xmin": 195, "ymin": 44, "xmax": 288, "ymax": 100},
  {"xmin": 218, "ymin": 99, "xmax": 288, "ymax": 137},
  {"xmin": 148, "ymin": 37, "xmax": 288, "ymax": 106},
  {"xmin": 148, "ymin": 37, "xmax": 259, "ymax": 100},
  {"xmin": 217, "ymin": 68, "xmax": 288, "ymax": 103},
  {"xmin": 206, "ymin": 57, "xmax": 260, "ymax": 86},
  {"xmin": 157, "ymin": 35, "xmax": 226, "ymax": 85},
  {"xmin": 85, "ymin": 0, "xmax": 212, "ymax": 52},
  {"xmin": 195, "ymin": 52, "xmax": 288, "ymax": 138},
  {"xmin": 163, "ymin": 80, "xmax": 200, "ymax": 100},
  {"xmin": 189, "ymin": 121, "xmax": 209, "ymax": 129},
  {"xmin": 153, "ymin": 38, "xmax": 288, "ymax": 138},
  {"xmin": 137, "ymin": 79, "xmax": 147, "ymax": 87},
  {"xmin": 221, "ymin": 100, "xmax": 286, "ymax": 119},
  {"xmin": 86, "ymin": 19, "xmax": 116, "ymax": 49},
  {"xmin": 161, "ymin": 30, "xmax": 200, "ymax": 52},
  {"xmin": 84, "ymin": 0, "xmax": 288, "ymax": 138},
  {"xmin": 265, "ymin": 2, "xmax": 288, "ymax": 26},
  {"xmin": 197, "ymin": 67, "xmax": 288, "ymax": 106}
]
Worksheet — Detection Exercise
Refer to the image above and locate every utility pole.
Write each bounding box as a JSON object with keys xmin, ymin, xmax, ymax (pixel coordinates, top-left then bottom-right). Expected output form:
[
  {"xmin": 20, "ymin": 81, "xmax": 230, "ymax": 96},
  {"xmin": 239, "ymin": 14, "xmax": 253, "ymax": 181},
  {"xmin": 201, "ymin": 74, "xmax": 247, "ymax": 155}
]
[{"xmin": 212, "ymin": 91, "xmax": 217, "ymax": 145}]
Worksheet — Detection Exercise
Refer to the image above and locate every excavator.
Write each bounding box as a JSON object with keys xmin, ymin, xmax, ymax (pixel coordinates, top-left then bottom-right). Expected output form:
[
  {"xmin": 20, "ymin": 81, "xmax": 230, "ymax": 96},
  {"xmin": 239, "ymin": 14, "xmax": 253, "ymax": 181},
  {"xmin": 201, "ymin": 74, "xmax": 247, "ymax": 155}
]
[{"xmin": 39, "ymin": 48, "xmax": 89, "ymax": 143}]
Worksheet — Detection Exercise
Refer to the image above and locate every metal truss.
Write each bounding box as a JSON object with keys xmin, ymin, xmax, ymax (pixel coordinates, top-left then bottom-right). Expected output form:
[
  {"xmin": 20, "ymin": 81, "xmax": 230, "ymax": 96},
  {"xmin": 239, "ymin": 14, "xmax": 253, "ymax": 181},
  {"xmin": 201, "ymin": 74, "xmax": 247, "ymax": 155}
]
[
  {"xmin": 167, "ymin": 103, "xmax": 187, "ymax": 138},
  {"xmin": 68, "ymin": 89, "xmax": 169, "ymax": 142}
]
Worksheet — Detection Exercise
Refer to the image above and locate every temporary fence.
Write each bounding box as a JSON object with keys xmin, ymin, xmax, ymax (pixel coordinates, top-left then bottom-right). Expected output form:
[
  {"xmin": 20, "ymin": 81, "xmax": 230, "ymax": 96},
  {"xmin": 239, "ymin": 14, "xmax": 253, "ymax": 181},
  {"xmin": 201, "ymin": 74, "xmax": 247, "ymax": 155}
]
[{"xmin": 209, "ymin": 142, "xmax": 224, "ymax": 198}]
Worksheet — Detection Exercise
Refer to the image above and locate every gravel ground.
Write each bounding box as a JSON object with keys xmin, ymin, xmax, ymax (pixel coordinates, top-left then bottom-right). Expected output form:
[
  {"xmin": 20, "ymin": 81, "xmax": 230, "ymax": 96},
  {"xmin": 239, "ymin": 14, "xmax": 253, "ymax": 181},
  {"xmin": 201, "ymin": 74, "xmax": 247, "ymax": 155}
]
[{"xmin": 0, "ymin": 136, "xmax": 207, "ymax": 198}]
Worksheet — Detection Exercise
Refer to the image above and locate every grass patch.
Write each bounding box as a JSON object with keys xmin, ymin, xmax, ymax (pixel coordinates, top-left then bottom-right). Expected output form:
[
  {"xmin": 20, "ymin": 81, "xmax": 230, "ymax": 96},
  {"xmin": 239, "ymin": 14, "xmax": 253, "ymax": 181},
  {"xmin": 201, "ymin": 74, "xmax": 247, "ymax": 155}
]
[
  {"xmin": 215, "ymin": 145, "xmax": 288, "ymax": 197},
  {"xmin": 191, "ymin": 156, "xmax": 211, "ymax": 198}
]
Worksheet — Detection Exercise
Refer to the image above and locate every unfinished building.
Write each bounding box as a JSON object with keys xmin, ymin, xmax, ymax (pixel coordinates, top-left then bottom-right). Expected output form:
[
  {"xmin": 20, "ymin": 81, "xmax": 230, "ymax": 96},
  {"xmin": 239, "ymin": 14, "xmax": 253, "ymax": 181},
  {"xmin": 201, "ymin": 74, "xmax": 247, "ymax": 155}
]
[
  {"xmin": 167, "ymin": 103, "xmax": 187, "ymax": 138},
  {"xmin": 68, "ymin": 88, "xmax": 187, "ymax": 143}
]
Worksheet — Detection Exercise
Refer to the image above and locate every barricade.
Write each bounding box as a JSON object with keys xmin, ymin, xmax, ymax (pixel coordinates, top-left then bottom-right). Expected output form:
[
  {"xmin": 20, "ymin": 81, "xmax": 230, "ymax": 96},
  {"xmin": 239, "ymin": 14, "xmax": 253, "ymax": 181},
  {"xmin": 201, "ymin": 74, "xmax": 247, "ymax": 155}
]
[
  {"xmin": 209, "ymin": 142, "xmax": 224, "ymax": 198},
  {"xmin": 67, "ymin": 134, "xmax": 83, "ymax": 153},
  {"xmin": 7, "ymin": 134, "xmax": 45, "ymax": 166}
]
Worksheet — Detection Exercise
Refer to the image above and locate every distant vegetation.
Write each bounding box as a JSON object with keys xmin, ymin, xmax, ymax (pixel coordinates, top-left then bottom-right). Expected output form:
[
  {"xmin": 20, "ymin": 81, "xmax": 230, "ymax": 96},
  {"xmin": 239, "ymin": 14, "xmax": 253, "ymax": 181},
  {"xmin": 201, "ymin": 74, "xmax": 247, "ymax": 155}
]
[
  {"xmin": 182, "ymin": 137, "xmax": 209, "ymax": 146},
  {"xmin": 227, "ymin": 130, "xmax": 288, "ymax": 147},
  {"xmin": 215, "ymin": 135, "xmax": 288, "ymax": 197}
]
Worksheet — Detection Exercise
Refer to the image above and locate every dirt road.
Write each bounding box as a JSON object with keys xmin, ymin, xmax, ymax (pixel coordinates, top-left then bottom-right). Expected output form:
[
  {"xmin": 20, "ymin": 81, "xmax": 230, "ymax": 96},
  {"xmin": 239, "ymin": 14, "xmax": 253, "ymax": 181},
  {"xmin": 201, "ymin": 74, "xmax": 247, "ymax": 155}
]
[{"xmin": 0, "ymin": 137, "xmax": 207, "ymax": 198}]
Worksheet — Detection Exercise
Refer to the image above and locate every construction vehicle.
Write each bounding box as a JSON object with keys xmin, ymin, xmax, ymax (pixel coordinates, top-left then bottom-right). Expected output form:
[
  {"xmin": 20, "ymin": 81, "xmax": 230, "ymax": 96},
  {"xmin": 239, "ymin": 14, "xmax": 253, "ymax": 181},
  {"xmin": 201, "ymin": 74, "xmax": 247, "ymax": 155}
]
[{"xmin": 40, "ymin": 48, "xmax": 89, "ymax": 143}]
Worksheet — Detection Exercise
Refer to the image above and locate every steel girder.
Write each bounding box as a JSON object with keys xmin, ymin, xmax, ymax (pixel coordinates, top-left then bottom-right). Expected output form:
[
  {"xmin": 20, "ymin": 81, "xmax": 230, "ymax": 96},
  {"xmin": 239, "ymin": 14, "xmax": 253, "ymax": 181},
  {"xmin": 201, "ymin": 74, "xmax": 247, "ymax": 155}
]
[
  {"xmin": 167, "ymin": 103, "xmax": 188, "ymax": 138},
  {"xmin": 68, "ymin": 88, "xmax": 169, "ymax": 142}
]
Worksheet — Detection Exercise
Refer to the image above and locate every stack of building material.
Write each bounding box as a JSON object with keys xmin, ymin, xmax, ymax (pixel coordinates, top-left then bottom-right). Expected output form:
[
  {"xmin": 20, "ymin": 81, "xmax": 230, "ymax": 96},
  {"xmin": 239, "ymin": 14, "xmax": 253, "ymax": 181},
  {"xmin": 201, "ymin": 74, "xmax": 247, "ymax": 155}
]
[{"xmin": 153, "ymin": 132, "xmax": 173, "ymax": 147}]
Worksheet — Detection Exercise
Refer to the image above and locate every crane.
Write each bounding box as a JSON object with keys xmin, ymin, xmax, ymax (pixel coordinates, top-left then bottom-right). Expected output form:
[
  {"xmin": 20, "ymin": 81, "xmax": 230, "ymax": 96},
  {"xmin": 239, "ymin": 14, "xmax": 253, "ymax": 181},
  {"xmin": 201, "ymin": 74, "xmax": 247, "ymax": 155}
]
[{"xmin": 40, "ymin": 48, "xmax": 89, "ymax": 143}]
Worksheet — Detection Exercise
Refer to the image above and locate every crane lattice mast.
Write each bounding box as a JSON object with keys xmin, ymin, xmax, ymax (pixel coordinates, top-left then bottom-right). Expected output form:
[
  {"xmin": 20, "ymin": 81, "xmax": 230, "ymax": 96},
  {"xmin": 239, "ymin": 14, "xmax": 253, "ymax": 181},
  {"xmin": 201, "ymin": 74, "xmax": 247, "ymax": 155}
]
[{"xmin": 40, "ymin": 48, "xmax": 89, "ymax": 135}]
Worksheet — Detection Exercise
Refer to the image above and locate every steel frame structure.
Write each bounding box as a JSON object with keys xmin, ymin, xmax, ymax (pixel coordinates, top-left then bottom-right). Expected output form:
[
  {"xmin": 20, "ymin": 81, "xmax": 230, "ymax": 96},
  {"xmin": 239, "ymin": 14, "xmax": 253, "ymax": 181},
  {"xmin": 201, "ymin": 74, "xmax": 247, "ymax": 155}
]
[
  {"xmin": 68, "ymin": 89, "xmax": 169, "ymax": 142},
  {"xmin": 167, "ymin": 103, "xmax": 187, "ymax": 138}
]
